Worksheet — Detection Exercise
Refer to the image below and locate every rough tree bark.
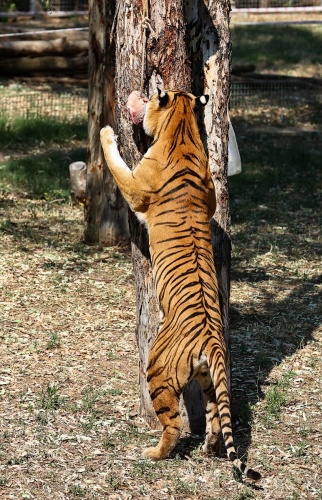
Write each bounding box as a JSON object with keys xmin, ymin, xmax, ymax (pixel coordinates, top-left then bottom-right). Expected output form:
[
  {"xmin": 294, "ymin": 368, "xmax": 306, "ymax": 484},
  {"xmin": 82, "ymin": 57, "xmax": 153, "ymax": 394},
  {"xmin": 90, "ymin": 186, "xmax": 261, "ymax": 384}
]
[
  {"xmin": 84, "ymin": 0, "xmax": 129, "ymax": 245},
  {"xmin": 113, "ymin": 0, "xmax": 231, "ymax": 434}
]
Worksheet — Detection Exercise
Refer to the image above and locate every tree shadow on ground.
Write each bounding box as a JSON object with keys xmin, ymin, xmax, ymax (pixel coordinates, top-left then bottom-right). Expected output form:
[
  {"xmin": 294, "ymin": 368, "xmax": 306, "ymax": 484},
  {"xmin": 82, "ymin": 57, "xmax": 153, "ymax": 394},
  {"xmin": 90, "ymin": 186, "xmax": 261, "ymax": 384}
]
[
  {"xmin": 226, "ymin": 124, "xmax": 321, "ymax": 472},
  {"xmin": 230, "ymin": 270, "xmax": 321, "ymax": 450}
]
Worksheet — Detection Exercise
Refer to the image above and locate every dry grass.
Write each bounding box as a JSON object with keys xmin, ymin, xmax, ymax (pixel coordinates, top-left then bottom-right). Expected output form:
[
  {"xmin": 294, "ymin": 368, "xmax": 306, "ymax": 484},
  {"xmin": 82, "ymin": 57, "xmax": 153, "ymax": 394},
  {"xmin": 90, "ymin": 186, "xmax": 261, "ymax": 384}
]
[
  {"xmin": 1, "ymin": 137, "xmax": 321, "ymax": 499},
  {"xmin": 0, "ymin": 80, "xmax": 321, "ymax": 498}
]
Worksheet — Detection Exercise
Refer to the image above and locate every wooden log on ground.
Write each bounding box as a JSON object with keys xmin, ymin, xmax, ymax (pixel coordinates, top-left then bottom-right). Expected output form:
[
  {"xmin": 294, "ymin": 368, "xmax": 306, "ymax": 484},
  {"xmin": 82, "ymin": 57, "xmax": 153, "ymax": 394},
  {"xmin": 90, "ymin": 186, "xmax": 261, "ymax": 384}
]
[
  {"xmin": 14, "ymin": 75, "xmax": 89, "ymax": 87},
  {"xmin": 0, "ymin": 27, "xmax": 88, "ymax": 42},
  {"xmin": 0, "ymin": 38, "xmax": 88, "ymax": 57},
  {"xmin": 0, "ymin": 55, "xmax": 87, "ymax": 75},
  {"xmin": 231, "ymin": 63, "xmax": 256, "ymax": 74},
  {"xmin": 0, "ymin": 11, "xmax": 88, "ymax": 18}
]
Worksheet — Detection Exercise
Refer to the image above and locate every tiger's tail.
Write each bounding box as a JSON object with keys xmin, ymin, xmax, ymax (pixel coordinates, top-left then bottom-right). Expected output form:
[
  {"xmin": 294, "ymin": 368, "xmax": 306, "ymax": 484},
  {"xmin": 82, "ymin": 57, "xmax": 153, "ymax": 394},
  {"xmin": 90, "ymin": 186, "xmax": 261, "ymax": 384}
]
[{"xmin": 207, "ymin": 348, "xmax": 261, "ymax": 482}]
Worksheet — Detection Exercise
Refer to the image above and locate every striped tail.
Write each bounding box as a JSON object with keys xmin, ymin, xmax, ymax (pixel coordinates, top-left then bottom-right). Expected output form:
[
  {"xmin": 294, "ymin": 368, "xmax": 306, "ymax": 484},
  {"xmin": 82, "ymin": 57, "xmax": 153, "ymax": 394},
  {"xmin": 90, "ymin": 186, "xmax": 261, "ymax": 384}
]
[
  {"xmin": 229, "ymin": 452, "xmax": 261, "ymax": 482},
  {"xmin": 209, "ymin": 349, "xmax": 261, "ymax": 482}
]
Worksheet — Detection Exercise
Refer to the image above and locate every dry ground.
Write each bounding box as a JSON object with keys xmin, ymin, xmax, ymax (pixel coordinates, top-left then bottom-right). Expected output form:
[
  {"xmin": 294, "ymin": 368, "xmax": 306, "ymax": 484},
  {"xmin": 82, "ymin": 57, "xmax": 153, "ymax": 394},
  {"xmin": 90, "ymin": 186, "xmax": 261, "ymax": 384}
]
[{"xmin": 0, "ymin": 135, "xmax": 321, "ymax": 499}]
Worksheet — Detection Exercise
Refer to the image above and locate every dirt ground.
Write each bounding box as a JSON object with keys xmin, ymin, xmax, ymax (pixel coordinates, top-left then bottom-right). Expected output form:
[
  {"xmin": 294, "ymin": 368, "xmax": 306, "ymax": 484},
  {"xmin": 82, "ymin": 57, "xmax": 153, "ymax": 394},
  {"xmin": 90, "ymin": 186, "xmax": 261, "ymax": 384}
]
[{"xmin": 0, "ymin": 125, "xmax": 321, "ymax": 499}]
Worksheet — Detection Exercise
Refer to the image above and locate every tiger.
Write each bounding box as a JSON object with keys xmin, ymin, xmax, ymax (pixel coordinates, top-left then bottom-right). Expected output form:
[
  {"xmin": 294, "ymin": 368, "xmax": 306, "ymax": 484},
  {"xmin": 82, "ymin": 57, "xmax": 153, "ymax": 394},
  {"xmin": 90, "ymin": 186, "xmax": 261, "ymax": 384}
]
[{"xmin": 100, "ymin": 89, "xmax": 261, "ymax": 482}]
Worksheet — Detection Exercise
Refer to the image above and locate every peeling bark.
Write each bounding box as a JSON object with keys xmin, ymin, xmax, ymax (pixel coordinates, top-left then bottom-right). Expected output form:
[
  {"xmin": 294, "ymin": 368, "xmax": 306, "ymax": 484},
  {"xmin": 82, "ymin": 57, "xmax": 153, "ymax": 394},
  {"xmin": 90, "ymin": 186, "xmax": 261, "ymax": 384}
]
[
  {"xmin": 0, "ymin": 55, "xmax": 87, "ymax": 75},
  {"xmin": 114, "ymin": 1, "xmax": 160, "ymax": 428}
]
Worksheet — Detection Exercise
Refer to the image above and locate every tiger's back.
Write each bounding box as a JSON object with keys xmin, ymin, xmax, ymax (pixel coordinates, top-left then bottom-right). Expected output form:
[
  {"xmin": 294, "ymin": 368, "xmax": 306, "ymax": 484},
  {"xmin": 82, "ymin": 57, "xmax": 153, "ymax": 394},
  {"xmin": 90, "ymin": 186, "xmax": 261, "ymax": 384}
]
[
  {"xmin": 100, "ymin": 89, "xmax": 261, "ymax": 482},
  {"xmin": 142, "ymin": 92, "xmax": 217, "ymax": 321}
]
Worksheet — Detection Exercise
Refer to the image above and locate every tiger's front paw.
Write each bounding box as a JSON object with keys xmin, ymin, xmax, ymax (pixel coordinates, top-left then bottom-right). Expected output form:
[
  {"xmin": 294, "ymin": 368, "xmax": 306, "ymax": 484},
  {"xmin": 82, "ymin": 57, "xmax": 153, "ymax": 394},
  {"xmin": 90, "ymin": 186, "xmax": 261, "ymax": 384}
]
[{"xmin": 100, "ymin": 125, "xmax": 117, "ymax": 145}]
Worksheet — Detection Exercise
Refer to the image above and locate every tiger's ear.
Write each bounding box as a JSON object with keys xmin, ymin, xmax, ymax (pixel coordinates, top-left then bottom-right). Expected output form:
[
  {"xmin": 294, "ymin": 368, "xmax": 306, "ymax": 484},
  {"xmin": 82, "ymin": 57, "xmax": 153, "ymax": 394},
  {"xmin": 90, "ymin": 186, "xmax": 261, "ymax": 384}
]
[
  {"xmin": 196, "ymin": 95, "xmax": 209, "ymax": 107},
  {"xmin": 157, "ymin": 88, "xmax": 169, "ymax": 108}
]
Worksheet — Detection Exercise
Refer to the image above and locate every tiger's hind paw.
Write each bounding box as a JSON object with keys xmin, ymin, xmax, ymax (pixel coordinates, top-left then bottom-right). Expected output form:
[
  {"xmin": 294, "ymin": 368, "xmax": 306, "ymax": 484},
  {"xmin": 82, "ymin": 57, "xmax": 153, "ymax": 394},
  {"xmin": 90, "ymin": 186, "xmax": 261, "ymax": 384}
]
[
  {"xmin": 202, "ymin": 438, "xmax": 221, "ymax": 457},
  {"xmin": 142, "ymin": 446, "xmax": 167, "ymax": 461}
]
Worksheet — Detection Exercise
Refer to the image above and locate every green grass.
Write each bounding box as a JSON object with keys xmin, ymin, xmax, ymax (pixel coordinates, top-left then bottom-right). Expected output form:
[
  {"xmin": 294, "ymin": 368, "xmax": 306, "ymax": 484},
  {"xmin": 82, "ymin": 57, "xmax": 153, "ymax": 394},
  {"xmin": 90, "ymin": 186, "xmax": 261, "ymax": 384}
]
[
  {"xmin": 82, "ymin": 386, "xmax": 101, "ymax": 411},
  {"xmin": 0, "ymin": 477, "xmax": 8, "ymax": 487},
  {"xmin": 68, "ymin": 485, "xmax": 87, "ymax": 497},
  {"xmin": 0, "ymin": 116, "xmax": 87, "ymax": 199},
  {"xmin": 265, "ymin": 371, "xmax": 292, "ymax": 419},
  {"xmin": 46, "ymin": 332, "xmax": 61, "ymax": 349},
  {"xmin": 38, "ymin": 383, "xmax": 65, "ymax": 411},
  {"xmin": 0, "ymin": 148, "xmax": 85, "ymax": 199},
  {"xmin": 0, "ymin": 116, "xmax": 87, "ymax": 148},
  {"xmin": 266, "ymin": 384, "xmax": 287, "ymax": 418},
  {"xmin": 231, "ymin": 24, "xmax": 322, "ymax": 75}
]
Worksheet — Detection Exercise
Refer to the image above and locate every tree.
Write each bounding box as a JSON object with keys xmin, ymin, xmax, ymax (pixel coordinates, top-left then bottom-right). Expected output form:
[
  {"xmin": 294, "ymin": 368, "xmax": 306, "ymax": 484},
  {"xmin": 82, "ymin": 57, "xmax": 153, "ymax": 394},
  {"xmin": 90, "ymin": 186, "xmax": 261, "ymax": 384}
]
[
  {"xmin": 88, "ymin": 0, "xmax": 231, "ymax": 434},
  {"xmin": 85, "ymin": 0, "xmax": 129, "ymax": 245}
]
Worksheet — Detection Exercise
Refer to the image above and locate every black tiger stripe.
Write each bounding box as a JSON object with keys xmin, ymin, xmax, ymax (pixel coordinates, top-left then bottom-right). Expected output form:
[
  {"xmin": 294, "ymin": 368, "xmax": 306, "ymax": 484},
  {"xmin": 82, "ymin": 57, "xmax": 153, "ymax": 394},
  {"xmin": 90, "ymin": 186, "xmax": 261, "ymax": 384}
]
[
  {"xmin": 157, "ymin": 192, "xmax": 187, "ymax": 206},
  {"xmin": 156, "ymin": 406, "xmax": 170, "ymax": 415},
  {"xmin": 150, "ymin": 386, "xmax": 168, "ymax": 401}
]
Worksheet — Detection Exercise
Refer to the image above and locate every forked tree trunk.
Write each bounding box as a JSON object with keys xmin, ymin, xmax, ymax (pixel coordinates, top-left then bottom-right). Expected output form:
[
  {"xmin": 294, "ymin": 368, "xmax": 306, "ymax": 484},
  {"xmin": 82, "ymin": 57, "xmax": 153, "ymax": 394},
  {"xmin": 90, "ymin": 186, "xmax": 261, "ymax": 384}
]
[
  {"xmin": 84, "ymin": 0, "xmax": 129, "ymax": 245},
  {"xmin": 113, "ymin": 0, "xmax": 231, "ymax": 434}
]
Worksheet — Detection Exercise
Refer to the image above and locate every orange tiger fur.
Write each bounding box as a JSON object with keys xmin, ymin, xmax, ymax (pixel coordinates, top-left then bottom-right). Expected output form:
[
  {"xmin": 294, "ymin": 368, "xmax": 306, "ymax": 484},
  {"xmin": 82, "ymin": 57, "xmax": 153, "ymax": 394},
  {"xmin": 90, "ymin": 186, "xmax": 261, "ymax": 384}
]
[{"xmin": 100, "ymin": 89, "xmax": 261, "ymax": 481}]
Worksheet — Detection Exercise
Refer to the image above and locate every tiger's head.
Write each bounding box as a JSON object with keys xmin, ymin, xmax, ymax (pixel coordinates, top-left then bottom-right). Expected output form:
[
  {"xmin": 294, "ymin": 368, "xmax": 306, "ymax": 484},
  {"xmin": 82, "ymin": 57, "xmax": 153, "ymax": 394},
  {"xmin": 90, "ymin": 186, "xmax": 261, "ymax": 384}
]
[{"xmin": 143, "ymin": 89, "xmax": 209, "ymax": 137}]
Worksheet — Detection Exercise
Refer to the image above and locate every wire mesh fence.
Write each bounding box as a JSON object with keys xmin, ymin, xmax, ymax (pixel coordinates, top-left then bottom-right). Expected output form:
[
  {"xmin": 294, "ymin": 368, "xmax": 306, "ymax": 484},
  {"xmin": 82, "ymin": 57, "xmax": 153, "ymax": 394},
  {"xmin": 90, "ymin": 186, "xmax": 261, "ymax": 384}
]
[
  {"xmin": 0, "ymin": 0, "xmax": 87, "ymax": 15},
  {"xmin": 1, "ymin": 0, "xmax": 321, "ymax": 15},
  {"xmin": 231, "ymin": 80, "xmax": 322, "ymax": 107},
  {"xmin": 0, "ymin": 82, "xmax": 321, "ymax": 123},
  {"xmin": 232, "ymin": 0, "xmax": 322, "ymax": 8},
  {"xmin": 0, "ymin": 86, "xmax": 88, "ymax": 121}
]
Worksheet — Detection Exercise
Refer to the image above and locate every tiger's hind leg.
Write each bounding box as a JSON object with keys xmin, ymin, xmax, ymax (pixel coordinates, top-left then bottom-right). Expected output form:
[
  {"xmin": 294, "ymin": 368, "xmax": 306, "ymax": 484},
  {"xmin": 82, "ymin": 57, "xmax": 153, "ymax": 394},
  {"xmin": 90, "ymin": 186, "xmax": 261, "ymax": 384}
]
[
  {"xmin": 143, "ymin": 369, "xmax": 182, "ymax": 460},
  {"xmin": 197, "ymin": 367, "xmax": 221, "ymax": 456}
]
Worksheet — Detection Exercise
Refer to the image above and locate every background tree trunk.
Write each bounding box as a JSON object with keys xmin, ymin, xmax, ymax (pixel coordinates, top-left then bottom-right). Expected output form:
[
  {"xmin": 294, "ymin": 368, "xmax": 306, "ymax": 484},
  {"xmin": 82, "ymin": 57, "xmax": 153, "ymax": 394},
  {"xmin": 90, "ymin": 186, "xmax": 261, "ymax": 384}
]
[
  {"xmin": 84, "ymin": 0, "xmax": 129, "ymax": 245},
  {"xmin": 113, "ymin": 0, "xmax": 231, "ymax": 434}
]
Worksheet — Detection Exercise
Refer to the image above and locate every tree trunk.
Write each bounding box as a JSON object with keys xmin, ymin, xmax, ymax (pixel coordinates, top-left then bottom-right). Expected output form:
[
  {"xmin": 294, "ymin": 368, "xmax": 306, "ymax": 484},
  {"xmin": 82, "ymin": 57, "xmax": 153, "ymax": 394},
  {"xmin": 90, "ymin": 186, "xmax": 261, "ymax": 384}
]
[
  {"xmin": 84, "ymin": 0, "xmax": 129, "ymax": 245},
  {"xmin": 114, "ymin": 0, "xmax": 231, "ymax": 434}
]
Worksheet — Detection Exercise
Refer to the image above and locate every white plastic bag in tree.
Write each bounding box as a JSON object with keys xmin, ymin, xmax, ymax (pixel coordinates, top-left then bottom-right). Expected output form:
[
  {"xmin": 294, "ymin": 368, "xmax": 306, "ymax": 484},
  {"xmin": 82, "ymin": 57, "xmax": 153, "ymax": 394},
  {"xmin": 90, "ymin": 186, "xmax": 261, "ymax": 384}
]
[{"xmin": 228, "ymin": 118, "xmax": 242, "ymax": 177}]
